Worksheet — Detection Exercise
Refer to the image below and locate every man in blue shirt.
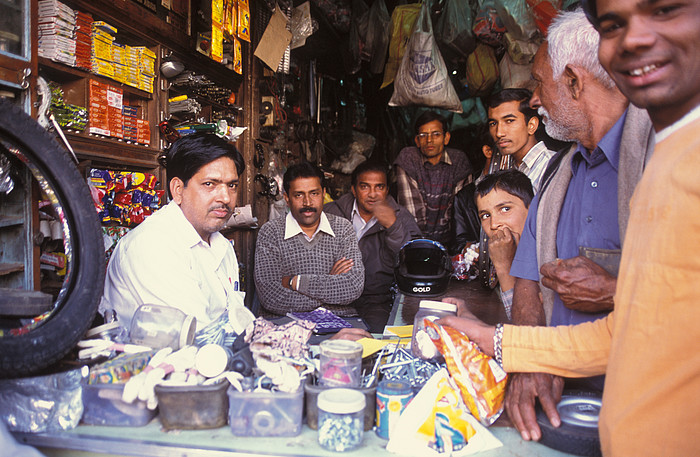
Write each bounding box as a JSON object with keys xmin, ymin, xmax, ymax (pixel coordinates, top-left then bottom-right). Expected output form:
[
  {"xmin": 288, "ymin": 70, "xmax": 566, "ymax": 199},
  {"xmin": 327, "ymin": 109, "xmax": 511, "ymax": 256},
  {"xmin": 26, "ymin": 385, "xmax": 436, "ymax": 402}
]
[{"xmin": 505, "ymin": 9, "xmax": 655, "ymax": 442}]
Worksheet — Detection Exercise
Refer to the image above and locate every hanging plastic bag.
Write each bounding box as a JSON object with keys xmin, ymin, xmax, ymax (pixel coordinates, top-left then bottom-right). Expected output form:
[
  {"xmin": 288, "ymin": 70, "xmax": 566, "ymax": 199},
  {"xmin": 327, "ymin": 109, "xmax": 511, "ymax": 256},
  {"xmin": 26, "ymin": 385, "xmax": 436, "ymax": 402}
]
[
  {"xmin": 365, "ymin": 0, "xmax": 391, "ymax": 74},
  {"xmin": 381, "ymin": 3, "xmax": 422, "ymax": 89},
  {"xmin": 494, "ymin": 0, "xmax": 538, "ymax": 41},
  {"xmin": 527, "ymin": 0, "xmax": 561, "ymax": 35},
  {"xmin": 472, "ymin": 3, "xmax": 506, "ymax": 47},
  {"xmin": 499, "ymin": 51, "xmax": 535, "ymax": 90},
  {"xmin": 346, "ymin": 0, "xmax": 370, "ymax": 75},
  {"xmin": 465, "ymin": 43, "xmax": 499, "ymax": 97},
  {"xmin": 504, "ymin": 32, "xmax": 540, "ymax": 65},
  {"xmin": 389, "ymin": 2, "xmax": 463, "ymax": 112},
  {"xmin": 435, "ymin": 0, "xmax": 476, "ymax": 60}
]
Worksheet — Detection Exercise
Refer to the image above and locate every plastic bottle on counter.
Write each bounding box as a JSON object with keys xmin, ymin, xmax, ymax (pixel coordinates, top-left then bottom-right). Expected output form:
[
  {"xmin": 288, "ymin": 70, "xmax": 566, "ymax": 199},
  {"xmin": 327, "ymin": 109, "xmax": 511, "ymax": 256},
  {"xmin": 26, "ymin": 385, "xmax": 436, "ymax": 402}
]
[
  {"xmin": 129, "ymin": 304, "xmax": 196, "ymax": 350},
  {"xmin": 317, "ymin": 388, "xmax": 365, "ymax": 452},
  {"xmin": 411, "ymin": 300, "xmax": 457, "ymax": 360}
]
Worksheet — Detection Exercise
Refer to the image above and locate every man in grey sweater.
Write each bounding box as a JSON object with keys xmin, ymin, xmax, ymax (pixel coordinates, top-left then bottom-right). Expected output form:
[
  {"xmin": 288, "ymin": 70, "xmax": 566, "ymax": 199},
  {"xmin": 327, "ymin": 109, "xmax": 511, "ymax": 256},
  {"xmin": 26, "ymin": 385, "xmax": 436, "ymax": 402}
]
[
  {"xmin": 255, "ymin": 162, "xmax": 364, "ymax": 319},
  {"xmin": 325, "ymin": 162, "xmax": 421, "ymax": 332}
]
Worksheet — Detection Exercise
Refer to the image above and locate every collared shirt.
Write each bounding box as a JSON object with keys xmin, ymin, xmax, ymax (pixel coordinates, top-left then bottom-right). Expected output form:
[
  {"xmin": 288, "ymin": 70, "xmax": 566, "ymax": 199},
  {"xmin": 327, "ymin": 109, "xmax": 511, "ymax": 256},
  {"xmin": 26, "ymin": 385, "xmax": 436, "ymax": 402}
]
[
  {"xmin": 100, "ymin": 201, "xmax": 253, "ymax": 334},
  {"xmin": 351, "ymin": 200, "xmax": 378, "ymax": 240},
  {"xmin": 394, "ymin": 146, "xmax": 472, "ymax": 246},
  {"xmin": 511, "ymin": 111, "xmax": 627, "ymax": 326},
  {"xmin": 518, "ymin": 140, "xmax": 556, "ymax": 193},
  {"xmin": 284, "ymin": 211, "xmax": 335, "ymax": 242}
]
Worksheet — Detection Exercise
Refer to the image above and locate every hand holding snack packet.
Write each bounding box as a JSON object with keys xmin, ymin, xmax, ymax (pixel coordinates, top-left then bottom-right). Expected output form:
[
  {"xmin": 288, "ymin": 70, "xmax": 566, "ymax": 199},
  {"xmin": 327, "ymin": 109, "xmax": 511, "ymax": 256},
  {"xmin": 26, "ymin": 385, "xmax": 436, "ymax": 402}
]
[{"xmin": 425, "ymin": 319, "xmax": 507, "ymax": 426}]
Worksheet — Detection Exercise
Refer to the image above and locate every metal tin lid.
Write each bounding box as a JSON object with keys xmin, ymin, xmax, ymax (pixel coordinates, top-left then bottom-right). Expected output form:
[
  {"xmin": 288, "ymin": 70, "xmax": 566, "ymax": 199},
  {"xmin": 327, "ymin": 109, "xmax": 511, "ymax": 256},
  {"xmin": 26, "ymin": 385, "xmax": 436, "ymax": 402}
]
[
  {"xmin": 557, "ymin": 395, "xmax": 602, "ymax": 429},
  {"xmin": 317, "ymin": 388, "xmax": 365, "ymax": 414},
  {"xmin": 378, "ymin": 380, "xmax": 413, "ymax": 396},
  {"xmin": 418, "ymin": 300, "xmax": 457, "ymax": 313}
]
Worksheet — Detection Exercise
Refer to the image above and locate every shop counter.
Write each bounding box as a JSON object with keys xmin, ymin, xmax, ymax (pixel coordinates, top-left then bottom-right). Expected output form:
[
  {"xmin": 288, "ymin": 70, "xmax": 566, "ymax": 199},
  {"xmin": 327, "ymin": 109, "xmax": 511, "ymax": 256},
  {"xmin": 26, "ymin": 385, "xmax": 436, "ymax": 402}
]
[{"xmin": 13, "ymin": 279, "xmax": 578, "ymax": 457}]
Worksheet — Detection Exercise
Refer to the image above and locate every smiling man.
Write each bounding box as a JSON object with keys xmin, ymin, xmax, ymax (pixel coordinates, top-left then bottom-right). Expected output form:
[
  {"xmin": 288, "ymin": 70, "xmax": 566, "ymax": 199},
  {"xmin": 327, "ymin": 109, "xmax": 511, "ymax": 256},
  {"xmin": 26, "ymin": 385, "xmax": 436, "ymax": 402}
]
[
  {"xmin": 393, "ymin": 111, "xmax": 472, "ymax": 249},
  {"xmin": 101, "ymin": 133, "xmax": 255, "ymax": 335},
  {"xmin": 255, "ymin": 162, "xmax": 365, "ymax": 319},
  {"xmin": 486, "ymin": 89, "xmax": 555, "ymax": 193},
  {"xmin": 436, "ymin": 0, "xmax": 700, "ymax": 454},
  {"xmin": 324, "ymin": 162, "xmax": 421, "ymax": 332}
]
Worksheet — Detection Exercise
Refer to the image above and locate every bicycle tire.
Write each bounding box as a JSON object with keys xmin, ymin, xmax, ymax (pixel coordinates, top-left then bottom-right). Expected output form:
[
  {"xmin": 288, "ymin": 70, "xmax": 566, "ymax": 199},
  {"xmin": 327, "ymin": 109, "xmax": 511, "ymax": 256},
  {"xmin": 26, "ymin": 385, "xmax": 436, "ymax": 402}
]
[{"xmin": 0, "ymin": 98, "xmax": 104, "ymax": 377}]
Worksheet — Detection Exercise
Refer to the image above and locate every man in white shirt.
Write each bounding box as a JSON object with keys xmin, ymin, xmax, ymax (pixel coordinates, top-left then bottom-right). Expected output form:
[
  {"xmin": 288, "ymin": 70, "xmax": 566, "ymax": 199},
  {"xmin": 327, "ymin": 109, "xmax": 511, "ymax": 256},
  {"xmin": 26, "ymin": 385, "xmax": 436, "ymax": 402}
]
[
  {"xmin": 486, "ymin": 88, "xmax": 556, "ymax": 193},
  {"xmin": 100, "ymin": 133, "xmax": 254, "ymax": 336}
]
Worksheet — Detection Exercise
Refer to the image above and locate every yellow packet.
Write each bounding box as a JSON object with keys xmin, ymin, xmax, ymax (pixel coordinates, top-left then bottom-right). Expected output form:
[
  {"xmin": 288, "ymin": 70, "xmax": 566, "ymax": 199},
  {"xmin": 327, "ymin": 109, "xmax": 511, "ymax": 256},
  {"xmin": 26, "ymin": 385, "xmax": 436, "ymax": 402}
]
[
  {"xmin": 425, "ymin": 319, "xmax": 507, "ymax": 426},
  {"xmin": 237, "ymin": 0, "xmax": 250, "ymax": 42}
]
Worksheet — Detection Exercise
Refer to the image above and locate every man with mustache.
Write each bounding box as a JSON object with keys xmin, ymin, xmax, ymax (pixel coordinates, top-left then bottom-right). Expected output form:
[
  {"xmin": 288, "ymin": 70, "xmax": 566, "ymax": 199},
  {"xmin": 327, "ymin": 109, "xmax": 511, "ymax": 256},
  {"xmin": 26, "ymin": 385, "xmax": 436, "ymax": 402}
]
[
  {"xmin": 324, "ymin": 162, "xmax": 421, "ymax": 332},
  {"xmin": 255, "ymin": 162, "xmax": 365, "ymax": 320},
  {"xmin": 101, "ymin": 133, "xmax": 255, "ymax": 336},
  {"xmin": 504, "ymin": 8, "xmax": 654, "ymax": 441}
]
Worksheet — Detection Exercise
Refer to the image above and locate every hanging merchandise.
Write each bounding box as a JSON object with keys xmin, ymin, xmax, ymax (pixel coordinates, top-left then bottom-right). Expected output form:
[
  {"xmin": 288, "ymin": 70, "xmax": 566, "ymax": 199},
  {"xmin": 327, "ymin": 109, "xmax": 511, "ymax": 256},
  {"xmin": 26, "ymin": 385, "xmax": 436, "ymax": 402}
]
[
  {"xmin": 380, "ymin": 3, "xmax": 421, "ymax": 89},
  {"xmin": 499, "ymin": 51, "xmax": 535, "ymax": 90},
  {"xmin": 435, "ymin": 0, "xmax": 476, "ymax": 60},
  {"xmin": 346, "ymin": 0, "xmax": 370, "ymax": 75},
  {"xmin": 472, "ymin": 2, "xmax": 506, "ymax": 47},
  {"xmin": 388, "ymin": 2, "xmax": 463, "ymax": 113},
  {"xmin": 237, "ymin": 0, "xmax": 251, "ymax": 42},
  {"xmin": 504, "ymin": 32, "xmax": 540, "ymax": 65},
  {"xmin": 464, "ymin": 43, "xmax": 499, "ymax": 97},
  {"xmin": 365, "ymin": 0, "xmax": 391, "ymax": 75},
  {"xmin": 494, "ymin": 0, "xmax": 538, "ymax": 41},
  {"xmin": 527, "ymin": 0, "xmax": 561, "ymax": 35}
]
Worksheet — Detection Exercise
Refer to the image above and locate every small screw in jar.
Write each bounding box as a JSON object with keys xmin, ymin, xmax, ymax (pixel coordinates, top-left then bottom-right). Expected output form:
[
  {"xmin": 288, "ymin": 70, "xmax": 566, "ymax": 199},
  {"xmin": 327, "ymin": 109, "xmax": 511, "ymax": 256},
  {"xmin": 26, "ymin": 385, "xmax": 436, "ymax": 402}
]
[{"xmin": 317, "ymin": 388, "xmax": 365, "ymax": 452}]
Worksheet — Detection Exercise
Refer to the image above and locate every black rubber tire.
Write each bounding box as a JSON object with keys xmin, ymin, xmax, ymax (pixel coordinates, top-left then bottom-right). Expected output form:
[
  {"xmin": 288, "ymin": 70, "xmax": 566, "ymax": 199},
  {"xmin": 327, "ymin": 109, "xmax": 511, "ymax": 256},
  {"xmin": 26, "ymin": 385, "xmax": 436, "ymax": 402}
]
[
  {"xmin": 0, "ymin": 98, "xmax": 104, "ymax": 377},
  {"xmin": 478, "ymin": 227, "xmax": 498, "ymax": 289},
  {"xmin": 536, "ymin": 390, "xmax": 602, "ymax": 457}
]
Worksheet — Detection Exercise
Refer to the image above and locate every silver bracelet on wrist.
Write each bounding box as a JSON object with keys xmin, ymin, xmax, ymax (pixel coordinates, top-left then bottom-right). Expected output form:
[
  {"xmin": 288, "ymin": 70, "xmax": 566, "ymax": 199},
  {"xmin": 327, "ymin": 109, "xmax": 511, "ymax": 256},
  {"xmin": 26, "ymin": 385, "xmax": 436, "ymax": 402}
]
[{"xmin": 493, "ymin": 323, "xmax": 504, "ymax": 367}]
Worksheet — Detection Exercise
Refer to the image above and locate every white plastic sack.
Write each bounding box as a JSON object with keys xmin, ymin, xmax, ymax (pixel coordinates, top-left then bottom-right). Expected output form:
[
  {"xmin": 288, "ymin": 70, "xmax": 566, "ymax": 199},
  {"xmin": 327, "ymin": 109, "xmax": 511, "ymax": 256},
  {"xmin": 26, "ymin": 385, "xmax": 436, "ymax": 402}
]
[{"xmin": 389, "ymin": 3, "xmax": 462, "ymax": 113}]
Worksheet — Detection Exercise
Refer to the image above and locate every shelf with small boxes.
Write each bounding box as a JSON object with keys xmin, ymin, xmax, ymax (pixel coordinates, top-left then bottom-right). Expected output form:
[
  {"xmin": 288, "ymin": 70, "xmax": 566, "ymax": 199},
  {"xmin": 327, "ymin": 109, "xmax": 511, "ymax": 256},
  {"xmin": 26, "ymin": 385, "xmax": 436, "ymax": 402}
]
[{"xmin": 37, "ymin": 0, "xmax": 161, "ymax": 171}]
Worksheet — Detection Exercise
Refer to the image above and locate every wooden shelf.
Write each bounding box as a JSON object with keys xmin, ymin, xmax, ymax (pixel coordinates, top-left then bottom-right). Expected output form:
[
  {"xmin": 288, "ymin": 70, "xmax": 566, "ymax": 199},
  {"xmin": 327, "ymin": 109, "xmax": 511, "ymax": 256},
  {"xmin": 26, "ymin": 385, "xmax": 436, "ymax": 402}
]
[
  {"xmin": 39, "ymin": 57, "xmax": 154, "ymax": 100},
  {"xmin": 0, "ymin": 262, "xmax": 24, "ymax": 276},
  {"xmin": 65, "ymin": 133, "xmax": 160, "ymax": 170},
  {"xmin": 0, "ymin": 215, "xmax": 23, "ymax": 228}
]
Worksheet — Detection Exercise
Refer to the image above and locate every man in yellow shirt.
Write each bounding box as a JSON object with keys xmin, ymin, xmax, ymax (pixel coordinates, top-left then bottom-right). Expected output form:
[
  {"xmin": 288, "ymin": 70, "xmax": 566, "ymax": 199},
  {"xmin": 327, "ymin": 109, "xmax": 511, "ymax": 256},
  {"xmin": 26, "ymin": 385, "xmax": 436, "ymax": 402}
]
[{"xmin": 439, "ymin": 1, "xmax": 700, "ymax": 455}]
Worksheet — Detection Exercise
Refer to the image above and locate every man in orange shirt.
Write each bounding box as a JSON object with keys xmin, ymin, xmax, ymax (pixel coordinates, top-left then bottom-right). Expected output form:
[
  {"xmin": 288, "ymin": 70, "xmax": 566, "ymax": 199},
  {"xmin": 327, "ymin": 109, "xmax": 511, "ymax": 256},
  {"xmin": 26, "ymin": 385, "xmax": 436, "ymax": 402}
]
[{"xmin": 439, "ymin": 1, "xmax": 700, "ymax": 455}]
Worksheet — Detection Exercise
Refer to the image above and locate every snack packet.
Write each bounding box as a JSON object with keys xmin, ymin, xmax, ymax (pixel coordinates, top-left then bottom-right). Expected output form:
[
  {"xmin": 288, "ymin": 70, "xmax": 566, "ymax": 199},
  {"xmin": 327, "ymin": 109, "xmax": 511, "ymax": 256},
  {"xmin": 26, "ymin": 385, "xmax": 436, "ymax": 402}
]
[{"xmin": 425, "ymin": 320, "xmax": 507, "ymax": 426}]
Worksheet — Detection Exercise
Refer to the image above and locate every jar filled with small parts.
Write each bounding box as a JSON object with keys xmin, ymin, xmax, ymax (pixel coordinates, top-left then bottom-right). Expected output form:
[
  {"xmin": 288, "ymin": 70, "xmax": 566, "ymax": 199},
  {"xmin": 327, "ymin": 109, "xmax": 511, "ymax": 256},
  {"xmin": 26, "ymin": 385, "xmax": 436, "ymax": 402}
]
[
  {"xmin": 411, "ymin": 300, "xmax": 457, "ymax": 360},
  {"xmin": 317, "ymin": 388, "xmax": 365, "ymax": 452}
]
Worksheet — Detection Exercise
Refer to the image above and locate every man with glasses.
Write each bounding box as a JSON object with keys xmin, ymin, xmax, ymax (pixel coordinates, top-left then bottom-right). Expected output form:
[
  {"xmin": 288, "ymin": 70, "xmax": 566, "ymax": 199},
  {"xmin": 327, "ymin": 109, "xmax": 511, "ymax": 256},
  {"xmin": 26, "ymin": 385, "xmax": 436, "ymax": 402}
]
[{"xmin": 393, "ymin": 111, "xmax": 473, "ymax": 249}]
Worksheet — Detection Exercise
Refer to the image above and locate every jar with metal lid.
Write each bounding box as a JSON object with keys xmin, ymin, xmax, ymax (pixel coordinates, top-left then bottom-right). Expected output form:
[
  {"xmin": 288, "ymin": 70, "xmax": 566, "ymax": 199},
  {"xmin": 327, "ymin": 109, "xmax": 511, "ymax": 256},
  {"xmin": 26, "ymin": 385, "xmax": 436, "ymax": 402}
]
[
  {"xmin": 129, "ymin": 304, "xmax": 196, "ymax": 350},
  {"xmin": 318, "ymin": 340, "xmax": 363, "ymax": 387},
  {"xmin": 411, "ymin": 300, "xmax": 457, "ymax": 360},
  {"xmin": 317, "ymin": 388, "xmax": 365, "ymax": 452}
]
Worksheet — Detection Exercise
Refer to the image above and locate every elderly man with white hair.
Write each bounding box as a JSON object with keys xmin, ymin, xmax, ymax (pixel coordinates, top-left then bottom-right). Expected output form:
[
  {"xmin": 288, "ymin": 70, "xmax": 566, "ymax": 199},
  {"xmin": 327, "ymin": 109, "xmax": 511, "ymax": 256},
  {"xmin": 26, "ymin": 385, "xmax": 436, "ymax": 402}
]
[{"xmin": 503, "ymin": 8, "xmax": 655, "ymax": 441}]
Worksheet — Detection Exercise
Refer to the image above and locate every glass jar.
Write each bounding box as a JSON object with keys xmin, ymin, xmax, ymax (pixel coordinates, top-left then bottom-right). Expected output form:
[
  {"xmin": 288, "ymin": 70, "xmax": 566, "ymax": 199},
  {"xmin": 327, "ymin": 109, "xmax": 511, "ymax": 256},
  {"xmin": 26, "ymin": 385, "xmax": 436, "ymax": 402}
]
[
  {"xmin": 411, "ymin": 300, "xmax": 457, "ymax": 360},
  {"xmin": 317, "ymin": 388, "xmax": 365, "ymax": 452},
  {"xmin": 318, "ymin": 340, "xmax": 363, "ymax": 387},
  {"xmin": 129, "ymin": 304, "xmax": 196, "ymax": 350}
]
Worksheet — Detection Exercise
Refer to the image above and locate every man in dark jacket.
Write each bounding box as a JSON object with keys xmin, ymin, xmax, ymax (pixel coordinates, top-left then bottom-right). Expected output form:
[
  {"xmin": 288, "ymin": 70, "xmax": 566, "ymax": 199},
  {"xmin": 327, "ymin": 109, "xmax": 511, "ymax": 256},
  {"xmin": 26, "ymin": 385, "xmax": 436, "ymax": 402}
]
[{"xmin": 325, "ymin": 162, "xmax": 421, "ymax": 332}]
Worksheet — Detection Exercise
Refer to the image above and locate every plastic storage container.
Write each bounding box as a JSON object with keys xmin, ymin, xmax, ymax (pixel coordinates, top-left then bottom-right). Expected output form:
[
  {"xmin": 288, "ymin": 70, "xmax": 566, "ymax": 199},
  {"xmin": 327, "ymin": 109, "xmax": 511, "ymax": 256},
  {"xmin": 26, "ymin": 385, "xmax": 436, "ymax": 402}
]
[
  {"xmin": 129, "ymin": 304, "xmax": 196, "ymax": 350},
  {"xmin": 305, "ymin": 379, "xmax": 376, "ymax": 431},
  {"xmin": 154, "ymin": 380, "xmax": 229, "ymax": 430},
  {"xmin": 318, "ymin": 339, "xmax": 363, "ymax": 387},
  {"xmin": 317, "ymin": 388, "xmax": 366, "ymax": 452},
  {"xmin": 411, "ymin": 300, "xmax": 457, "ymax": 360},
  {"xmin": 228, "ymin": 385, "xmax": 304, "ymax": 436},
  {"xmin": 82, "ymin": 382, "xmax": 156, "ymax": 426}
]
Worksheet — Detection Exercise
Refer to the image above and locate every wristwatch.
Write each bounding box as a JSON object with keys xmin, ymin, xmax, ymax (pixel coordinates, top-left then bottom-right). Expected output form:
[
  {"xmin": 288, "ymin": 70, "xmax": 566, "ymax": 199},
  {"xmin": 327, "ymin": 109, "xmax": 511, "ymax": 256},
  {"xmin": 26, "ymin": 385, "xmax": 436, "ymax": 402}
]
[{"xmin": 288, "ymin": 275, "xmax": 295, "ymax": 290}]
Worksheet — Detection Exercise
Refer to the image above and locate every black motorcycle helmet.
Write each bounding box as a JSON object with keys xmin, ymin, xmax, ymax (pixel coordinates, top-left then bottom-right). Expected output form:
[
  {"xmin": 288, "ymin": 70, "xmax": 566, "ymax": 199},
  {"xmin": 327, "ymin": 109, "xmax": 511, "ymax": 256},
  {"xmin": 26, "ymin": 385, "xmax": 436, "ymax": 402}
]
[{"xmin": 395, "ymin": 239, "xmax": 452, "ymax": 298}]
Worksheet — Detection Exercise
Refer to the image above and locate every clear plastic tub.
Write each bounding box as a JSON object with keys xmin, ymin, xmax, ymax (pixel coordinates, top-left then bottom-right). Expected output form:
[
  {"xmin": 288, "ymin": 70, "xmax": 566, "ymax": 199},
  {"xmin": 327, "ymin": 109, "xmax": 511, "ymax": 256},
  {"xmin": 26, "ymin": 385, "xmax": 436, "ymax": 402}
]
[
  {"xmin": 227, "ymin": 386, "xmax": 304, "ymax": 436},
  {"xmin": 317, "ymin": 388, "xmax": 365, "ymax": 452},
  {"xmin": 81, "ymin": 382, "xmax": 156, "ymax": 427},
  {"xmin": 305, "ymin": 379, "xmax": 376, "ymax": 431},
  {"xmin": 154, "ymin": 380, "xmax": 229, "ymax": 430},
  {"xmin": 411, "ymin": 300, "xmax": 457, "ymax": 360},
  {"xmin": 318, "ymin": 339, "xmax": 363, "ymax": 387},
  {"xmin": 129, "ymin": 304, "xmax": 196, "ymax": 350}
]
